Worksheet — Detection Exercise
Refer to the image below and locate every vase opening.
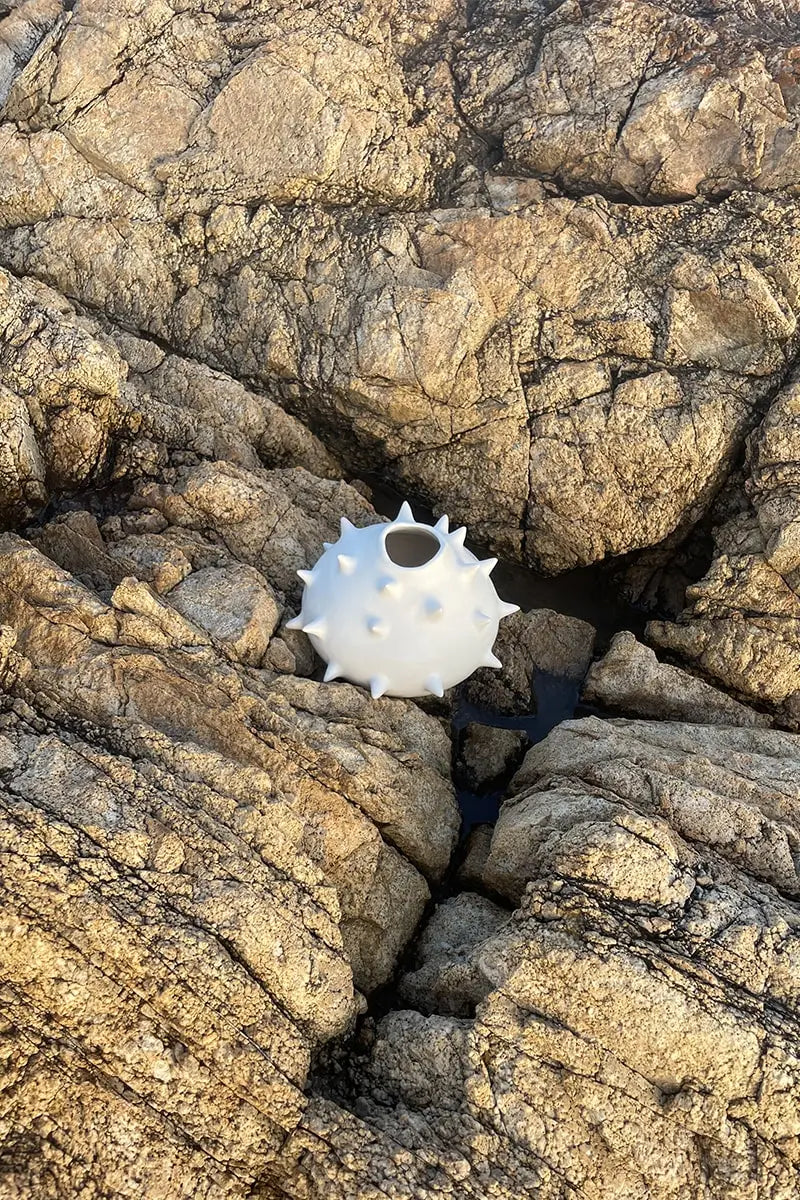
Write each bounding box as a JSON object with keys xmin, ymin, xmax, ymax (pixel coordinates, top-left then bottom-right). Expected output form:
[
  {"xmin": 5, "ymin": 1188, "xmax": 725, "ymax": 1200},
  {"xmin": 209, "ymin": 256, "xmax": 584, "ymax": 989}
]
[{"xmin": 384, "ymin": 527, "xmax": 441, "ymax": 568}]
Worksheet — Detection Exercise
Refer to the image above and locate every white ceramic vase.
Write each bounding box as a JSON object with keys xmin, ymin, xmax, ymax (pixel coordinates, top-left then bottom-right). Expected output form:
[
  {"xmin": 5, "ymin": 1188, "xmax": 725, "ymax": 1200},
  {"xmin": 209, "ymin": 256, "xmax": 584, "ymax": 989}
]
[{"xmin": 287, "ymin": 502, "xmax": 518, "ymax": 698}]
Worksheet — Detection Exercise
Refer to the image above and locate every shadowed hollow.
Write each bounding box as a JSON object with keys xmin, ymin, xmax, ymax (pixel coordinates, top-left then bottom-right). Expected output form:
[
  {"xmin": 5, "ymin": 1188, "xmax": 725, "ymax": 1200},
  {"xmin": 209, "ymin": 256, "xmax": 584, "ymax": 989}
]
[{"xmin": 384, "ymin": 527, "xmax": 440, "ymax": 568}]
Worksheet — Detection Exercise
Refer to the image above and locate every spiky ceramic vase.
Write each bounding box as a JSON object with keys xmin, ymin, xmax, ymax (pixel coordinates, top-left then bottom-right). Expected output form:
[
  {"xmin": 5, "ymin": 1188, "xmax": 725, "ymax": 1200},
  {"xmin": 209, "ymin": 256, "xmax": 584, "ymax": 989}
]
[{"xmin": 286, "ymin": 502, "xmax": 518, "ymax": 698}]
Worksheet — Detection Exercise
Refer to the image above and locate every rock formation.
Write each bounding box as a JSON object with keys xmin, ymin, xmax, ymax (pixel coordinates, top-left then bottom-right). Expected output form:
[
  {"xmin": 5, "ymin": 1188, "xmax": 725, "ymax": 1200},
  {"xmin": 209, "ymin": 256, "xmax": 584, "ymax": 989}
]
[
  {"xmin": 458, "ymin": 722, "xmax": 528, "ymax": 791},
  {"xmin": 463, "ymin": 606, "xmax": 596, "ymax": 714},
  {"xmin": 4, "ymin": 0, "xmax": 800, "ymax": 569},
  {"xmin": 293, "ymin": 717, "xmax": 800, "ymax": 1199},
  {"xmin": 650, "ymin": 369, "xmax": 800, "ymax": 731},
  {"xmin": 2, "ymin": 0, "xmax": 800, "ymax": 1196},
  {"xmin": 584, "ymin": 630, "xmax": 773, "ymax": 727},
  {"xmin": 0, "ymin": 486, "xmax": 460, "ymax": 1192}
]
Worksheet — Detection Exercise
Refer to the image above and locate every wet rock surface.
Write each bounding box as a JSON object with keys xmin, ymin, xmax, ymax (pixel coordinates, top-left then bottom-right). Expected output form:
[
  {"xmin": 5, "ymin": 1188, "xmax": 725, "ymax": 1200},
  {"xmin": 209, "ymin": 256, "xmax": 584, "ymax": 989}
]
[{"xmin": 2, "ymin": 0, "xmax": 800, "ymax": 1196}]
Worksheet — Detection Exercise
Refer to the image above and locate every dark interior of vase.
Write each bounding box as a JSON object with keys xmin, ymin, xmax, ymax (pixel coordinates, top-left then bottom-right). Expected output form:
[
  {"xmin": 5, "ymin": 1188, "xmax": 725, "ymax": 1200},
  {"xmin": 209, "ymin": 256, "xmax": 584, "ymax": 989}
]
[{"xmin": 384, "ymin": 527, "xmax": 440, "ymax": 567}]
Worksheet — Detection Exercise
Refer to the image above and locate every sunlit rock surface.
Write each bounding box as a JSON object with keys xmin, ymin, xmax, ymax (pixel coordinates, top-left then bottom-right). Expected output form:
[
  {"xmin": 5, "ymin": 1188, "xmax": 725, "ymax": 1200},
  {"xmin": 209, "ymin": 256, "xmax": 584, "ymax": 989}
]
[{"xmin": 2, "ymin": 0, "xmax": 800, "ymax": 1196}]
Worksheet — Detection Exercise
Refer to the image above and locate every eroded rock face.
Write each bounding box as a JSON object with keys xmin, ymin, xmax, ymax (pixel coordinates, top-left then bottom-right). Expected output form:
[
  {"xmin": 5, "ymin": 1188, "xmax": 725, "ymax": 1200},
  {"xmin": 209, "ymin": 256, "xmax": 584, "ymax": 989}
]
[
  {"xmin": 0, "ymin": 645, "xmax": 354, "ymax": 1198},
  {"xmin": 0, "ymin": 0, "xmax": 61, "ymax": 107},
  {"xmin": 3, "ymin": 0, "xmax": 800, "ymax": 568},
  {"xmin": 3, "ymin": 0, "xmax": 800, "ymax": 1196},
  {"xmin": 584, "ymin": 630, "xmax": 772, "ymax": 727},
  {"xmin": 491, "ymin": 715, "xmax": 800, "ymax": 902},
  {"xmin": 157, "ymin": 22, "xmax": 435, "ymax": 212},
  {"xmin": 0, "ymin": 494, "xmax": 459, "ymax": 994},
  {"xmin": 397, "ymin": 891, "xmax": 511, "ymax": 1017},
  {"xmin": 0, "ymin": 380, "xmax": 469, "ymax": 1198},
  {"xmin": 0, "ymin": 269, "xmax": 123, "ymax": 522},
  {"xmin": 273, "ymin": 716, "xmax": 800, "ymax": 1198},
  {"xmin": 456, "ymin": 0, "xmax": 800, "ymax": 203},
  {"xmin": 105, "ymin": 320, "xmax": 342, "ymax": 482},
  {"xmin": 0, "ymin": 271, "xmax": 342, "ymax": 528}
]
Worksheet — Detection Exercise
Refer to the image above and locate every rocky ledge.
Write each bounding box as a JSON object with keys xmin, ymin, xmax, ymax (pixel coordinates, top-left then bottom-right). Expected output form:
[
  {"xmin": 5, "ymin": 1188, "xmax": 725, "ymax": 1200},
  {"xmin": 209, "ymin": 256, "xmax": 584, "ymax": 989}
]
[{"xmin": 2, "ymin": 1, "xmax": 800, "ymax": 1197}]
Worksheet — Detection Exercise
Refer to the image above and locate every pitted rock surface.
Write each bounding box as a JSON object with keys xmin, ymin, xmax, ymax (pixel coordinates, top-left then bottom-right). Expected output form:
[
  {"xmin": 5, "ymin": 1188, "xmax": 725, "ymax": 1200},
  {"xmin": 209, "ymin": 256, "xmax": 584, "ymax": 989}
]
[
  {"xmin": 650, "ymin": 368, "xmax": 800, "ymax": 730},
  {"xmin": 584, "ymin": 630, "xmax": 773, "ymax": 727},
  {"xmin": 0, "ymin": 495, "xmax": 460, "ymax": 996},
  {"xmin": 276, "ymin": 717, "xmax": 800, "ymax": 1199},
  {"xmin": 4, "ymin": 2, "xmax": 800, "ymax": 568},
  {"xmin": 2, "ymin": 0, "xmax": 800, "ymax": 1196}
]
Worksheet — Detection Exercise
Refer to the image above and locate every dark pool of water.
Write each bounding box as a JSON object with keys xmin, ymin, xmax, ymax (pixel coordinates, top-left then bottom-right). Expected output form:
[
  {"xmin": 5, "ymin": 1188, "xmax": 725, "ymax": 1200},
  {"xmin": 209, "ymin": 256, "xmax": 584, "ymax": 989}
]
[{"xmin": 452, "ymin": 671, "xmax": 589, "ymax": 831}]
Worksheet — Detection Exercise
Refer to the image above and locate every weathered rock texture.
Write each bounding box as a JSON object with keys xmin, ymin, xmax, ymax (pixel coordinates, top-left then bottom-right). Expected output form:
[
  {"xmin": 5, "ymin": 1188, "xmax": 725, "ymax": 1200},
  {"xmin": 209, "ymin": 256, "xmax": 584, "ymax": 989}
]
[
  {"xmin": 1, "ymin": 654, "xmax": 358, "ymax": 1197},
  {"xmin": 275, "ymin": 717, "xmax": 800, "ymax": 1199},
  {"xmin": 458, "ymin": 0, "xmax": 800, "ymax": 202},
  {"xmin": 584, "ymin": 630, "xmax": 772, "ymax": 727},
  {"xmin": 493, "ymin": 715, "xmax": 800, "ymax": 903},
  {"xmin": 463, "ymin": 606, "xmax": 596, "ymax": 714},
  {"xmin": 0, "ymin": 469, "xmax": 461, "ymax": 1194},
  {"xmin": 458, "ymin": 721, "xmax": 528, "ymax": 791},
  {"xmin": 650, "ymin": 368, "xmax": 800, "ymax": 730},
  {"xmin": 3, "ymin": 0, "xmax": 800, "ymax": 571},
  {"xmin": 3, "ymin": 0, "xmax": 800, "ymax": 1196},
  {"xmin": 0, "ymin": 270, "xmax": 121, "ymax": 523},
  {"xmin": 0, "ymin": 505, "xmax": 460, "ymax": 995},
  {"xmin": 397, "ymin": 891, "xmax": 511, "ymax": 1017}
]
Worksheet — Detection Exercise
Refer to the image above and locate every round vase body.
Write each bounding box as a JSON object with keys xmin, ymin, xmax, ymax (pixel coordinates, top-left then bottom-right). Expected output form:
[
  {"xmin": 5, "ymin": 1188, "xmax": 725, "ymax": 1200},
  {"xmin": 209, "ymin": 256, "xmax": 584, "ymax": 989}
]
[{"xmin": 288, "ymin": 505, "xmax": 517, "ymax": 698}]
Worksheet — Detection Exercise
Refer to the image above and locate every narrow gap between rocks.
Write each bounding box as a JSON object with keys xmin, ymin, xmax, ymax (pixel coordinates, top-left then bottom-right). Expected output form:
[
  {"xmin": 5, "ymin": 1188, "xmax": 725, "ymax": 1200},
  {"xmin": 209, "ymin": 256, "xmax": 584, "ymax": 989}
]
[
  {"xmin": 364, "ymin": 473, "xmax": 651, "ymax": 833},
  {"xmin": 309, "ymin": 473, "xmax": 667, "ymax": 1079}
]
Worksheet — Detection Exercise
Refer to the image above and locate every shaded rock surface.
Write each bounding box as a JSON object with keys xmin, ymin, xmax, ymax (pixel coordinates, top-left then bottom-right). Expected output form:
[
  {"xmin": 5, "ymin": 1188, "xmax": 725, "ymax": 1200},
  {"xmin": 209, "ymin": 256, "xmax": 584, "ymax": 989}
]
[
  {"xmin": 650, "ymin": 369, "xmax": 800, "ymax": 730},
  {"xmin": 584, "ymin": 630, "xmax": 772, "ymax": 727},
  {"xmin": 458, "ymin": 721, "xmax": 528, "ymax": 791},
  {"xmin": 397, "ymin": 892, "xmax": 511, "ymax": 1017},
  {"xmin": 463, "ymin": 606, "xmax": 596, "ymax": 715},
  {"xmin": 454, "ymin": 822, "xmax": 494, "ymax": 891},
  {"xmin": 0, "ymin": 269, "xmax": 122, "ymax": 523}
]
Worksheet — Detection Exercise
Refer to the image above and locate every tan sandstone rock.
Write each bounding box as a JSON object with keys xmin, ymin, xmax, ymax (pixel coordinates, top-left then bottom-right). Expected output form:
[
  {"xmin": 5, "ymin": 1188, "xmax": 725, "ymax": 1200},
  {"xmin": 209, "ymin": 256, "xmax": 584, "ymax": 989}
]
[
  {"xmin": 649, "ymin": 372, "xmax": 800, "ymax": 731},
  {"xmin": 271, "ymin": 714, "xmax": 800, "ymax": 1198},
  {"xmin": 3, "ymin": 1, "xmax": 800, "ymax": 1195},
  {"xmin": 0, "ymin": 518, "xmax": 459, "ymax": 993}
]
